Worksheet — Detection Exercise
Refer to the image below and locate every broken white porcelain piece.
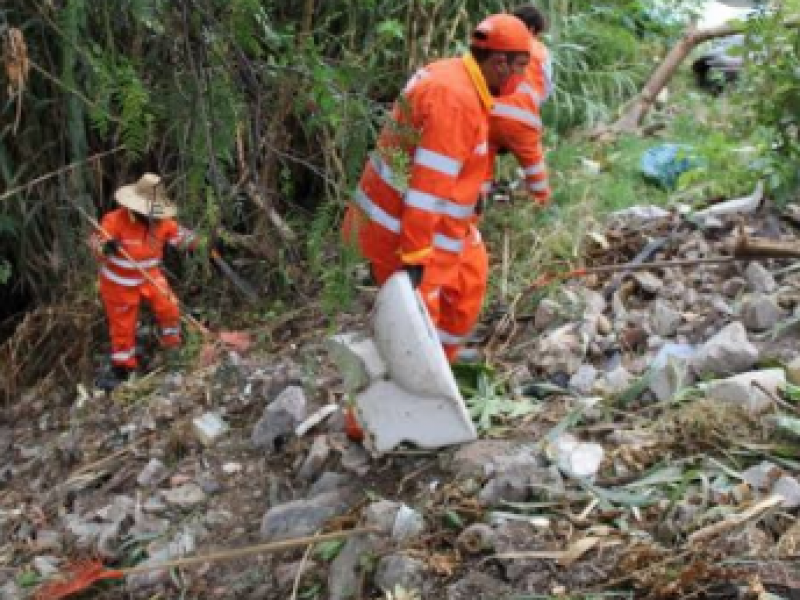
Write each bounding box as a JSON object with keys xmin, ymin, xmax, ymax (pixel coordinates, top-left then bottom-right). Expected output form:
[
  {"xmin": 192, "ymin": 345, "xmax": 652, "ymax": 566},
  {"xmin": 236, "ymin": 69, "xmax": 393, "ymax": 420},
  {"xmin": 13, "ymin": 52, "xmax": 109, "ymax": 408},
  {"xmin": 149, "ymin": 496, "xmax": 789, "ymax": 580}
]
[{"xmin": 328, "ymin": 271, "xmax": 477, "ymax": 453}]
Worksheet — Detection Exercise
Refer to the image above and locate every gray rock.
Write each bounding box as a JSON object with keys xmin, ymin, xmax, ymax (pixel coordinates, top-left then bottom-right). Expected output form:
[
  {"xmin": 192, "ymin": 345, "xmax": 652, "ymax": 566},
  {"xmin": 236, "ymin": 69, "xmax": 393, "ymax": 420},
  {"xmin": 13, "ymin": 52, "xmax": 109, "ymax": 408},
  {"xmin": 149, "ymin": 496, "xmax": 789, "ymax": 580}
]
[
  {"xmin": 746, "ymin": 262, "xmax": 777, "ymax": 293},
  {"xmin": 534, "ymin": 298, "xmax": 562, "ymax": 332},
  {"xmin": 192, "ymin": 412, "xmax": 229, "ymax": 446},
  {"xmin": 251, "ymin": 386, "xmax": 307, "ymax": 451},
  {"xmin": 633, "ymin": 271, "xmax": 663, "ymax": 294},
  {"xmin": 649, "ymin": 355, "xmax": 692, "ymax": 402},
  {"xmin": 536, "ymin": 324, "xmax": 586, "ymax": 375},
  {"xmin": 742, "ymin": 461, "xmax": 781, "ymax": 490},
  {"xmin": 275, "ymin": 559, "xmax": 319, "ymax": 590},
  {"xmin": 297, "ymin": 435, "xmax": 331, "ymax": 482},
  {"xmin": 309, "ymin": 472, "xmax": 350, "ymax": 497},
  {"xmin": 0, "ymin": 581, "xmax": 22, "ymax": 600},
  {"xmin": 691, "ymin": 322, "xmax": 758, "ymax": 377},
  {"xmin": 704, "ymin": 369, "xmax": 785, "ymax": 414},
  {"xmin": 340, "ymin": 443, "xmax": 370, "ymax": 476},
  {"xmin": 392, "ymin": 505, "xmax": 425, "ymax": 542},
  {"xmin": 374, "ymin": 554, "xmax": 425, "ymax": 594},
  {"xmin": 773, "ymin": 475, "xmax": 800, "ymax": 509},
  {"xmin": 127, "ymin": 526, "xmax": 198, "ymax": 591},
  {"xmin": 595, "ymin": 365, "xmax": 634, "ymax": 396},
  {"xmin": 260, "ymin": 489, "xmax": 356, "ymax": 541},
  {"xmin": 364, "ymin": 500, "xmax": 403, "ymax": 534},
  {"xmin": 33, "ymin": 556, "xmax": 60, "ymax": 578},
  {"xmin": 327, "ymin": 534, "xmax": 377, "ymax": 600},
  {"xmin": 650, "ymin": 299, "xmax": 681, "ymax": 337},
  {"xmin": 721, "ymin": 277, "xmax": 747, "ymax": 298},
  {"xmin": 137, "ymin": 458, "xmax": 169, "ymax": 488},
  {"xmin": 448, "ymin": 440, "xmax": 523, "ymax": 479},
  {"xmin": 569, "ymin": 364, "xmax": 597, "ymax": 395},
  {"xmin": 162, "ymin": 483, "xmax": 206, "ymax": 509},
  {"xmin": 479, "ymin": 461, "xmax": 562, "ymax": 507},
  {"xmin": 740, "ymin": 293, "xmax": 783, "ymax": 332}
]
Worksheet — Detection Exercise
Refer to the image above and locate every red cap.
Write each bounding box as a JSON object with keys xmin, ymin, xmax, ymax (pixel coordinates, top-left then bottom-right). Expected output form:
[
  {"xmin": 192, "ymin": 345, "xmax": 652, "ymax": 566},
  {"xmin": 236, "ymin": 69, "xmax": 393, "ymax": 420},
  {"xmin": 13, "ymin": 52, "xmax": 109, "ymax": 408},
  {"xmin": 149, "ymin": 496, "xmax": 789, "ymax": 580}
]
[{"xmin": 471, "ymin": 14, "xmax": 531, "ymax": 54}]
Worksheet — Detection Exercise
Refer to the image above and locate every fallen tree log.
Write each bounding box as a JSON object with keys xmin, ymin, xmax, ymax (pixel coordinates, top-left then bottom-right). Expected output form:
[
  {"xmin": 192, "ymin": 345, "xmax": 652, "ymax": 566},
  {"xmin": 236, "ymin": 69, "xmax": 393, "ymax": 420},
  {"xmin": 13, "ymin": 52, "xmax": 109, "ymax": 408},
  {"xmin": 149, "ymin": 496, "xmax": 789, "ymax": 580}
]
[{"xmin": 608, "ymin": 16, "xmax": 800, "ymax": 135}]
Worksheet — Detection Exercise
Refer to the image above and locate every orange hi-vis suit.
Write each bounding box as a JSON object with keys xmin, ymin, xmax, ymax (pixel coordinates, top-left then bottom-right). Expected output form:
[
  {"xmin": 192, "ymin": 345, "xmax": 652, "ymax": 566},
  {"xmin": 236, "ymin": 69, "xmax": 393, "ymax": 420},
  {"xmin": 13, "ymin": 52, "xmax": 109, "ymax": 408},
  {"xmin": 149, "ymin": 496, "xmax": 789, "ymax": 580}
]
[
  {"xmin": 343, "ymin": 14, "xmax": 531, "ymax": 361},
  {"xmin": 343, "ymin": 56, "xmax": 491, "ymax": 361},
  {"xmin": 486, "ymin": 36, "xmax": 551, "ymax": 205},
  {"xmin": 90, "ymin": 208, "xmax": 196, "ymax": 369}
]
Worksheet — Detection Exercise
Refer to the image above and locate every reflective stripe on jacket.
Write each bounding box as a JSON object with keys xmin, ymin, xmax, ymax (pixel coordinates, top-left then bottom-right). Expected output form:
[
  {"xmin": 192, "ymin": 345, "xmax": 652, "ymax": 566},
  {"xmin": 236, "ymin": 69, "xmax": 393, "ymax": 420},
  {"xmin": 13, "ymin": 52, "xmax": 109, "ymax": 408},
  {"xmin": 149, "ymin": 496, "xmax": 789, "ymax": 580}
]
[
  {"xmin": 353, "ymin": 57, "xmax": 491, "ymax": 264},
  {"xmin": 90, "ymin": 208, "xmax": 195, "ymax": 287}
]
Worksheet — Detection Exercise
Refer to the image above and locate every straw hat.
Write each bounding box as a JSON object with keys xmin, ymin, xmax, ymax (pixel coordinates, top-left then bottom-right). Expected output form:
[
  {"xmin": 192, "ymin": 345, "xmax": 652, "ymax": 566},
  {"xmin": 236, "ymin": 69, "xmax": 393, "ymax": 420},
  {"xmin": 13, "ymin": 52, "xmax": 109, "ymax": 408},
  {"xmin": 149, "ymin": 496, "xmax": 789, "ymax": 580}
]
[{"xmin": 114, "ymin": 173, "xmax": 177, "ymax": 218}]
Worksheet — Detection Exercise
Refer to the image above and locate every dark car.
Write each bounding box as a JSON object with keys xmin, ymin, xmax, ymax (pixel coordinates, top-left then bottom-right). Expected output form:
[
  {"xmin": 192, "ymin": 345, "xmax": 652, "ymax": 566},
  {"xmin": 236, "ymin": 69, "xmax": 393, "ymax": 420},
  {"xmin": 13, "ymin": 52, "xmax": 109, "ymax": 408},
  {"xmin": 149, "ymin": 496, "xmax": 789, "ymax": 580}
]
[{"xmin": 692, "ymin": 34, "xmax": 746, "ymax": 93}]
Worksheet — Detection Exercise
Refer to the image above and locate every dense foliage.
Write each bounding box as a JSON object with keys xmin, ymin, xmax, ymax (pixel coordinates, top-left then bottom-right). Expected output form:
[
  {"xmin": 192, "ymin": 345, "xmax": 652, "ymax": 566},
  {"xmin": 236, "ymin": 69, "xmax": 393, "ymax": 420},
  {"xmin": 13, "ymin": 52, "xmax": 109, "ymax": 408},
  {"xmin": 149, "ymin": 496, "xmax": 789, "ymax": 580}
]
[{"xmin": 0, "ymin": 0, "xmax": 773, "ymax": 317}]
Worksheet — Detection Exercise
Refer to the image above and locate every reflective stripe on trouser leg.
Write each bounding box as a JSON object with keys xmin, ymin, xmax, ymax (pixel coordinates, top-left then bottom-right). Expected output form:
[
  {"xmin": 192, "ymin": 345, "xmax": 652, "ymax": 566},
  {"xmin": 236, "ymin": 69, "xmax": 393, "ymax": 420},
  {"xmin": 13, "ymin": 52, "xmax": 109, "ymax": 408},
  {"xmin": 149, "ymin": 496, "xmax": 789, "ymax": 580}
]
[
  {"xmin": 101, "ymin": 292, "xmax": 140, "ymax": 369},
  {"xmin": 140, "ymin": 274, "xmax": 181, "ymax": 349}
]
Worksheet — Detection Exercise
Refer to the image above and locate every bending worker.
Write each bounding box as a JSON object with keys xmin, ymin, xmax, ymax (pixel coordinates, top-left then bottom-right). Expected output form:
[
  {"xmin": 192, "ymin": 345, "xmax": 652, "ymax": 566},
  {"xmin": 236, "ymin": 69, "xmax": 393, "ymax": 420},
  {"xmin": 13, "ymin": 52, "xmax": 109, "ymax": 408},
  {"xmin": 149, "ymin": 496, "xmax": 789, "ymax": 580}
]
[
  {"xmin": 343, "ymin": 14, "xmax": 531, "ymax": 361},
  {"xmin": 486, "ymin": 5, "xmax": 553, "ymax": 205},
  {"xmin": 89, "ymin": 173, "xmax": 197, "ymax": 390}
]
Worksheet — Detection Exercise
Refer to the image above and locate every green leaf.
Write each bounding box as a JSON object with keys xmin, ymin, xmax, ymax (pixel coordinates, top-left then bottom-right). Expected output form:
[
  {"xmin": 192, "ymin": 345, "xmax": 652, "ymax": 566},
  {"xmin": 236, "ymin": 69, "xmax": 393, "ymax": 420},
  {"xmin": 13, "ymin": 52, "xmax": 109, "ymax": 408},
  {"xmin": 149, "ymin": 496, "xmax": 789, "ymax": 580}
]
[{"xmin": 314, "ymin": 539, "xmax": 346, "ymax": 562}]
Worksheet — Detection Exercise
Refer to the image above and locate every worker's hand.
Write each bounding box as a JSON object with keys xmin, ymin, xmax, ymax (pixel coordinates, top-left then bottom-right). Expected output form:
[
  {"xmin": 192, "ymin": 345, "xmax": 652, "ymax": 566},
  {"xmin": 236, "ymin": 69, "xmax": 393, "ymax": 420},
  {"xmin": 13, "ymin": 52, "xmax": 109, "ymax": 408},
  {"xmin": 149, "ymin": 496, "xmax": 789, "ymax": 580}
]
[
  {"xmin": 102, "ymin": 239, "xmax": 121, "ymax": 256},
  {"xmin": 403, "ymin": 264, "xmax": 424, "ymax": 289}
]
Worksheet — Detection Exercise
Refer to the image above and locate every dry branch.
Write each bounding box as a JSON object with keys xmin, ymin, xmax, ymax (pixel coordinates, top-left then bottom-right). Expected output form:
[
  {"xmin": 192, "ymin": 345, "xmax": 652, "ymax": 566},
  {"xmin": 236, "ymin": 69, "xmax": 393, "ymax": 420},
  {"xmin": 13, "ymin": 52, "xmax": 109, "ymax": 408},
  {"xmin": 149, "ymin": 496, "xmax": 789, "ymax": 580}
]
[{"xmin": 609, "ymin": 16, "xmax": 800, "ymax": 134}]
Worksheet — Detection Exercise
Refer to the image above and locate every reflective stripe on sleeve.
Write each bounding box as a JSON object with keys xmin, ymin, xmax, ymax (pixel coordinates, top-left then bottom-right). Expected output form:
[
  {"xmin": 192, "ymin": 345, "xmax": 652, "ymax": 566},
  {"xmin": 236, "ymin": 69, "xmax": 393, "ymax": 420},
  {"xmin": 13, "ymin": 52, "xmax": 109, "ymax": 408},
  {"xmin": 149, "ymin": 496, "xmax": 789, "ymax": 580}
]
[
  {"xmin": 480, "ymin": 181, "xmax": 492, "ymax": 193},
  {"xmin": 474, "ymin": 142, "xmax": 488, "ymax": 155},
  {"xmin": 406, "ymin": 190, "xmax": 475, "ymax": 219},
  {"xmin": 101, "ymin": 267, "xmax": 144, "ymax": 287},
  {"xmin": 354, "ymin": 188, "xmax": 464, "ymax": 253},
  {"xmin": 414, "ymin": 148, "xmax": 461, "ymax": 177},
  {"xmin": 161, "ymin": 327, "xmax": 180, "ymax": 336},
  {"xmin": 111, "ymin": 349, "xmax": 136, "ymax": 361},
  {"xmin": 107, "ymin": 256, "xmax": 161, "ymax": 270},
  {"xmin": 491, "ymin": 103, "xmax": 542, "ymax": 129}
]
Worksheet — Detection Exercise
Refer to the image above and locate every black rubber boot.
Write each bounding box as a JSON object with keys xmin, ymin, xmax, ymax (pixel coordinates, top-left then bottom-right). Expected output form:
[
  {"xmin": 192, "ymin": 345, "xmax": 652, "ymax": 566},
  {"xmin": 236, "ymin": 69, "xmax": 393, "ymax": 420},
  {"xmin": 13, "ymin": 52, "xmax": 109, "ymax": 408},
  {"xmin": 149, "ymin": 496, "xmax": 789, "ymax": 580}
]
[{"xmin": 95, "ymin": 366, "xmax": 132, "ymax": 392}]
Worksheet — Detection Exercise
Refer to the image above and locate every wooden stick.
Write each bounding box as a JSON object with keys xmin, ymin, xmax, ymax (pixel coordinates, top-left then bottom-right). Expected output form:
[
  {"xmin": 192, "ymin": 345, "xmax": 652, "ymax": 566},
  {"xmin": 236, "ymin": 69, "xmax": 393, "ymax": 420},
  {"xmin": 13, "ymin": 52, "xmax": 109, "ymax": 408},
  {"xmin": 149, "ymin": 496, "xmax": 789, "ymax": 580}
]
[{"xmin": 117, "ymin": 528, "xmax": 376, "ymax": 576}]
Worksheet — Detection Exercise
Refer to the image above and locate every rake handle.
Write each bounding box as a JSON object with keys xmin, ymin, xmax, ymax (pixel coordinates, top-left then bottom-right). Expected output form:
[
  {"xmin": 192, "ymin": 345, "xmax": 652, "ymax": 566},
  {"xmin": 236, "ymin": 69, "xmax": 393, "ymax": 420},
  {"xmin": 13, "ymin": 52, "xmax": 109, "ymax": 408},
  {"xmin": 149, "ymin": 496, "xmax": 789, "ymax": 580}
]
[{"xmin": 117, "ymin": 528, "xmax": 377, "ymax": 576}]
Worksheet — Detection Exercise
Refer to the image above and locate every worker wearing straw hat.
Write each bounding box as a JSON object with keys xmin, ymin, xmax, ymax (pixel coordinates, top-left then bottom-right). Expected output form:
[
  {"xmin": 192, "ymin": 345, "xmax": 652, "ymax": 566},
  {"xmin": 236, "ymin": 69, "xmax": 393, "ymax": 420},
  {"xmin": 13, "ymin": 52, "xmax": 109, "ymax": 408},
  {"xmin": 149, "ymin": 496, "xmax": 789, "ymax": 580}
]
[{"xmin": 89, "ymin": 173, "xmax": 197, "ymax": 390}]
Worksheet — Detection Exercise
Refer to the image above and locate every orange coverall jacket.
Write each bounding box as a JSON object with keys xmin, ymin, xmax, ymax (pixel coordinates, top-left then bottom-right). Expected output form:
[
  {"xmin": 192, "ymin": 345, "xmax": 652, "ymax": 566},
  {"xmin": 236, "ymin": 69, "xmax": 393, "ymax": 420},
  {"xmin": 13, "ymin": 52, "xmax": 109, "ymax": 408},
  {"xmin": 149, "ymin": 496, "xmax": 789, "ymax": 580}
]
[
  {"xmin": 487, "ymin": 37, "xmax": 551, "ymax": 205},
  {"xmin": 343, "ymin": 56, "xmax": 492, "ymax": 360},
  {"xmin": 90, "ymin": 208, "xmax": 196, "ymax": 368}
]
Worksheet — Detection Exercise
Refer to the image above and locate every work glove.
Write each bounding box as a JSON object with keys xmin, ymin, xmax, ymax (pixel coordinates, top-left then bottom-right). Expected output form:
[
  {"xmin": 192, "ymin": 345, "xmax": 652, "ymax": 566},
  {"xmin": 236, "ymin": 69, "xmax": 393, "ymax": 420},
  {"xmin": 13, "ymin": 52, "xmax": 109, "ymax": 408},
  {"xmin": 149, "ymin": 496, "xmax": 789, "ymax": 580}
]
[
  {"xmin": 102, "ymin": 239, "xmax": 122, "ymax": 256},
  {"xmin": 404, "ymin": 264, "xmax": 424, "ymax": 289}
]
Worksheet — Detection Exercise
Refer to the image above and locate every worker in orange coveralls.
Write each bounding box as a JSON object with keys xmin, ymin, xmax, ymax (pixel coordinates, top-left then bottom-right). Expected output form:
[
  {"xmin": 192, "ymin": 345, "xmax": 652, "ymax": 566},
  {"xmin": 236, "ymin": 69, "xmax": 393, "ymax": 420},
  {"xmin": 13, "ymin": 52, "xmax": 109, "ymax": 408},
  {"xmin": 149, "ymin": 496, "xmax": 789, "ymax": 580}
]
[
  {"xmin": 90, "ymin": 173, "xmax": 198, "ymax": 391},
  {"xmin": 343, "ymin": 14, "xmax": 531, "ymax": 362},
  {"xmin": 485, "ymin": 5, "xmax": 554, "ymax": 207}
]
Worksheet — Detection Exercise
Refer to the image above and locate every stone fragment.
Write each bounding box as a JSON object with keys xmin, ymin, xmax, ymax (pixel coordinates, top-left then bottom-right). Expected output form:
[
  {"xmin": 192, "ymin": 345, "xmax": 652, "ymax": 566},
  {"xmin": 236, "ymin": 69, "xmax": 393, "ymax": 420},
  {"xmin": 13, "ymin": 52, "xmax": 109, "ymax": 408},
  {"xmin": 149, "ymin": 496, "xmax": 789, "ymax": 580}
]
[
  {"xmin": 650, "ymin": 299, "xmax": 682, "ymax": 337},
  {"xmin": 392, "ymin": 504, "xmax": 425, "ymax": 542},
  {"xmin": 595, "ymin": 365, "xmax": 634, "ymax": 396},
  {"xmin": 309, "ymin": 472, "xmax": 350, "ymax": 497},
  {"xmin": 162, "ymin": 483, "xmax": 206, "ymax": 509},
  {"xmin": 721, "ymin": 277, "xmax": 747, "ymax": 298},
  {"xmin": 569, "ymin": 364, "xmax": 597, "ymax": 395},
  {"xmin": 33, "ymin": 556, "xmax": 60, "ymax": 578},
  {"xmin": 745, "ymin": 262, "xmax": 777, "ymax": 293},
  {"xmin": 533, "ymin": 298, "xmax": 562, "ymax": 332},
  {"xmin": 252, "ymin": 386, "xmax": 307, "ymax": 451},
  {"xmin": 449, "ymin": 441, "xmax": 541, "ymax": 480},
  {"xmin": 328, "ymin": 535, "xmax": 377, "ymax": 600},
  {"xmin": 549, "ymin": 433, "xmax": 604, "ymax": 479},
  {"xmin": 773, "ymin": 475, "xmax": 800, "ymax": 509},
  {"xmin": 536, "ymin": 324, "xmax": 586, "ymax": 375},
  {"xmin": 192, "ymin": 412, "xmax": 229, "ymax": 446},
  {"xmin": 260, "ymin": 489, "xmax": 356, "ymax": 542},
  {"xmin": 704, "ymin": 369, "xmax": 785, "ymax": 414},
  {"xmin": 740, "ymin": 293, "xmax": 783, "ymax": 332},
  {"xmin": 447, "ymin": 572, "xmax": 512, "ymax": 600},
  {"xmin": 632, "ymin": 271, "xmax": 662, "ymax": 294},
  {"xmin": 742, "ymin": 461, "xmax": 781, "ymax": 490},
  {"xmin": 374, "ymin": 555, "xmax": 425, "ymax": 594},
  {"xmin": 340, "ymin": 443, "xmax": 370, "ymax": 476},
  {"xmin": 691, "ymin": 322, "xmax": 758, "ymax": 377},
  {"xmin": 137, "ymin": 458, "xmax": 170, "ymax": 488},
  {"xmin": 297, "ymin": 435, "xmax": 331, "ymax": 482},
  {"xmin": 457, "ymin": 524, "xmax": 496, "ymax": 554},
  {"xmin": 649, "ymin": 355, "xmax": 691, "ymax": 402}
]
